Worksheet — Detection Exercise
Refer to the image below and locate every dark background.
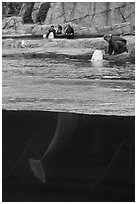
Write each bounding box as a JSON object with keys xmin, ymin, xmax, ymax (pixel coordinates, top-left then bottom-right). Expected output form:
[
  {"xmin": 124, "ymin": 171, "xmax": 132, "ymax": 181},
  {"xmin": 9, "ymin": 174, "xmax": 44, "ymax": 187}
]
[{"xmin": 2, "ymin": 110, "xmax": 135, "ymax": 202}]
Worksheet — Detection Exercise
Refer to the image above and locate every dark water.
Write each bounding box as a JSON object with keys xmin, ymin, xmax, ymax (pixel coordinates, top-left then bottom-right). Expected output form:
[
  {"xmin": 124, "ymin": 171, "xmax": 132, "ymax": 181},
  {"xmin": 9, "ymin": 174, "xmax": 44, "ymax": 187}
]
[
  {"xmin": 3, "ymin": 110, "xmax": 135, "ymax": 202},
  {"xmin": 2, "ymin": 55, "xmax": 135, "ymax": 80}
]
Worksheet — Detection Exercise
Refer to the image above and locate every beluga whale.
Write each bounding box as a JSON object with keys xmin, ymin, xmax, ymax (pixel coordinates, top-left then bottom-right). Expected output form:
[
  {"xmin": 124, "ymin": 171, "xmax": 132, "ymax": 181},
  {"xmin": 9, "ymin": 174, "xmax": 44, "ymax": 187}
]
[
  {"xmin": 91, "ymin": 50, "xmax": 103, "ymax": 61},
  {"xmin": 29, "ymin": 112, "xmax": 78, "ymax": 183},
  {"xmin": 90, "ymin": 49, "xmax": 104, "ymax": 67}
]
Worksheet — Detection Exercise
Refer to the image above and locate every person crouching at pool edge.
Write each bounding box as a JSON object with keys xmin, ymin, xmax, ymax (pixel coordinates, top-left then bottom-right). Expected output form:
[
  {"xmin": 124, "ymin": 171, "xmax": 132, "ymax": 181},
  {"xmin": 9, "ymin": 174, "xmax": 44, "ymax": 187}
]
[{"xmin": 104, "ymin": 34, "xmax": 128, "ymax": 55}]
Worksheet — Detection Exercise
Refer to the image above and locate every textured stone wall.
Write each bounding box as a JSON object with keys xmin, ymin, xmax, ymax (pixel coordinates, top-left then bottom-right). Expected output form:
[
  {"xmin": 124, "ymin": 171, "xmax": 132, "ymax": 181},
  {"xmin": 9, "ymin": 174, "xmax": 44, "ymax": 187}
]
[
  {"xmin": 44, "ymin": 2, "xmax": 135, "ymax": 29},
  {"xmin": 2, "ymin": 2, "xmax": 135, "ymax": 37}
]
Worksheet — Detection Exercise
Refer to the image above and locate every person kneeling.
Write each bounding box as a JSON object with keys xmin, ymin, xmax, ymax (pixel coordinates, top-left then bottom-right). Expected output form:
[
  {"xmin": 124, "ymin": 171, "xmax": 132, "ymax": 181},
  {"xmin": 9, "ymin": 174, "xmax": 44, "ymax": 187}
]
[{"xmin": 104, "ymin": 34, "xmax": 128, "ymax": 55}]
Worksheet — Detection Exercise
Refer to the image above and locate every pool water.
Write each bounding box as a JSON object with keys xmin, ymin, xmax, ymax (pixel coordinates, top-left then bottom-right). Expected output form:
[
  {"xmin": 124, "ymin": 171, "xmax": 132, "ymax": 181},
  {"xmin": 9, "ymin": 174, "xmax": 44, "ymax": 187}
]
[
  {"xmin": 2, "ymin": 55, "xmax": 135, "ymax": 201},
  {"xmin": 2, "ymin": 55, "xmax": 135, "ymax": 80}
]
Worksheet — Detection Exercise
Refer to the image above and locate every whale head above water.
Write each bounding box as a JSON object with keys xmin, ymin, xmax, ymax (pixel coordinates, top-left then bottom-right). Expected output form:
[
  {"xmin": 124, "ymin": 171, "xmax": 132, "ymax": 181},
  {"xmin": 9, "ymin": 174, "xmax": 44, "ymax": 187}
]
[{"xmin": 91, "ymin": 50, "xmax": 103, "ymax": 62}]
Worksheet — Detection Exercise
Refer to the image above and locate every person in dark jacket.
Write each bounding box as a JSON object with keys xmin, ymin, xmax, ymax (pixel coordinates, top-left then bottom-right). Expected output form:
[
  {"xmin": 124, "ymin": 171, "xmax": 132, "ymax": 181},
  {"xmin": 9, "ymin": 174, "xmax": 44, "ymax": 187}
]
[
  {"xmin": 104, "ymin": 34, "xmax": 128, "ymax": 55},
  {"xmin": 56, "ymin": 25, "xmax": 63, "ymax": 35},
  {"xmin": 64, "ymin": 24, "xmax": 74, "ymax": 39},
  {"xmin": 46, "ymin": 25, "xmax": 56, "ymax": 38},
  {"xmin": 56, "ymin": 25, "xmax": 65, "ymax": 38}
]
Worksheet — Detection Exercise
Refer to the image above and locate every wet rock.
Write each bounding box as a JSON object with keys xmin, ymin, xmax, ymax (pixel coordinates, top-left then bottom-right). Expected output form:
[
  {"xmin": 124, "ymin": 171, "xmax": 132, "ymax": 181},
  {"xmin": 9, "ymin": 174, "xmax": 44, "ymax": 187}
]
[
  {"xmin": 103, "ymin": 52, "xmax": 129, "ymax": 63},
  {"xmin": 129, "ymin": 46, "xmax": 135, "ymax": 64}
]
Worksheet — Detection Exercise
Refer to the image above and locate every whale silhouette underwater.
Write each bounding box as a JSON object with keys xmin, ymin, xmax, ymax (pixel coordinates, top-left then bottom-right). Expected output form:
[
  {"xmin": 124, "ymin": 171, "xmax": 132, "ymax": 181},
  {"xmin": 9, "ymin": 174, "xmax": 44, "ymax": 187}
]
[{"xmin": 29, "ymin": 112, "xmax": 78, "ymax": 183}]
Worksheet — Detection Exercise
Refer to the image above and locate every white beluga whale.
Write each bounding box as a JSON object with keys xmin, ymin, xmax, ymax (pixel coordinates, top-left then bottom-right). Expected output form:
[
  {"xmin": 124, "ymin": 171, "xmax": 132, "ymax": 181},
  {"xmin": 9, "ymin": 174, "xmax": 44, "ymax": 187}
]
[
  {"xmin": 90, "ymin": 50, "xmax": 104, "ymax": 67},
  {"xmin": 29, "ymin": 112, "xmax": 78, "ymax": 183},
  {"xmin": 91, "ymin": 50, "xmax": 103, "ymax": 61}
]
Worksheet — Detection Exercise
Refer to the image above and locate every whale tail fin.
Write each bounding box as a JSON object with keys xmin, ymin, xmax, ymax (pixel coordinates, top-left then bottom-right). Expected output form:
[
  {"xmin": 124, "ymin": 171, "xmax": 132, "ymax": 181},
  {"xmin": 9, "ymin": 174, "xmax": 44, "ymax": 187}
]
[{"xmin": 28, "ymin": 159, "xmax": 46, "ymax": 183}]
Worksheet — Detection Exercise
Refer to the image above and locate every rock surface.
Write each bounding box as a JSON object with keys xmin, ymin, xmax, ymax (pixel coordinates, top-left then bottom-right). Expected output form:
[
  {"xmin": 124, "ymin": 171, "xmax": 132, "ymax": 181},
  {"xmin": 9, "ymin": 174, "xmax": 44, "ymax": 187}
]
[
  {"xmin": 2, "ymin": 16, "xmax": 22, "ymax": 30},
  {"xmin": 45, "ymin": 2, "xmax": 135, "ymax": 31},
  {"xmin": 20, "ymin": 2, "xmax": 34, "ymax": 24},
  {"xmin": 2, "ymin": 36, "xmax": 135, "ymax": 64},
  {"xmin": 2, "ymin": 2, "xmax": 135, "ymax": 37}
]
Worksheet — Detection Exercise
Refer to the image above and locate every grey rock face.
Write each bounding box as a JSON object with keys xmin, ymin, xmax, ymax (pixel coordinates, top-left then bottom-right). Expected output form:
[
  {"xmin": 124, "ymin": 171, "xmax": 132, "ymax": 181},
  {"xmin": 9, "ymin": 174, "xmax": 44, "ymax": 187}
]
[{"xmin": 45, "ymin": 2, "xmax": 135, "ymax": 29}]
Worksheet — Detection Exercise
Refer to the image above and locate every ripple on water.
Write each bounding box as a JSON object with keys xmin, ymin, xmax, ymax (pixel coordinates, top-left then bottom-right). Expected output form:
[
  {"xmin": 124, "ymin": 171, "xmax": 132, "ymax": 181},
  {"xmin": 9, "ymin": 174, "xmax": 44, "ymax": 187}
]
[{"xmin": 2, "ymin": 57, "xmax": 135, "ymax": 81}]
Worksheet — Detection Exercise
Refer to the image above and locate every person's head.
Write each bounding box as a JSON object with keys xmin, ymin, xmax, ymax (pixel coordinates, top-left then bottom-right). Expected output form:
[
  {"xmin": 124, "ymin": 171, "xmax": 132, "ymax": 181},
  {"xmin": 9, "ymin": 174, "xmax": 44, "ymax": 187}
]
[
  {"xmin": 104, "ymin": 34, "xmax": 111, "ymax": 42},
  {"xmin": 58, "ymin": 25, "xmax": 62, "ymax": 30},
  {"xmin": 51, "ymin": 25, "xmax": 54, "ymax": 29}
]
